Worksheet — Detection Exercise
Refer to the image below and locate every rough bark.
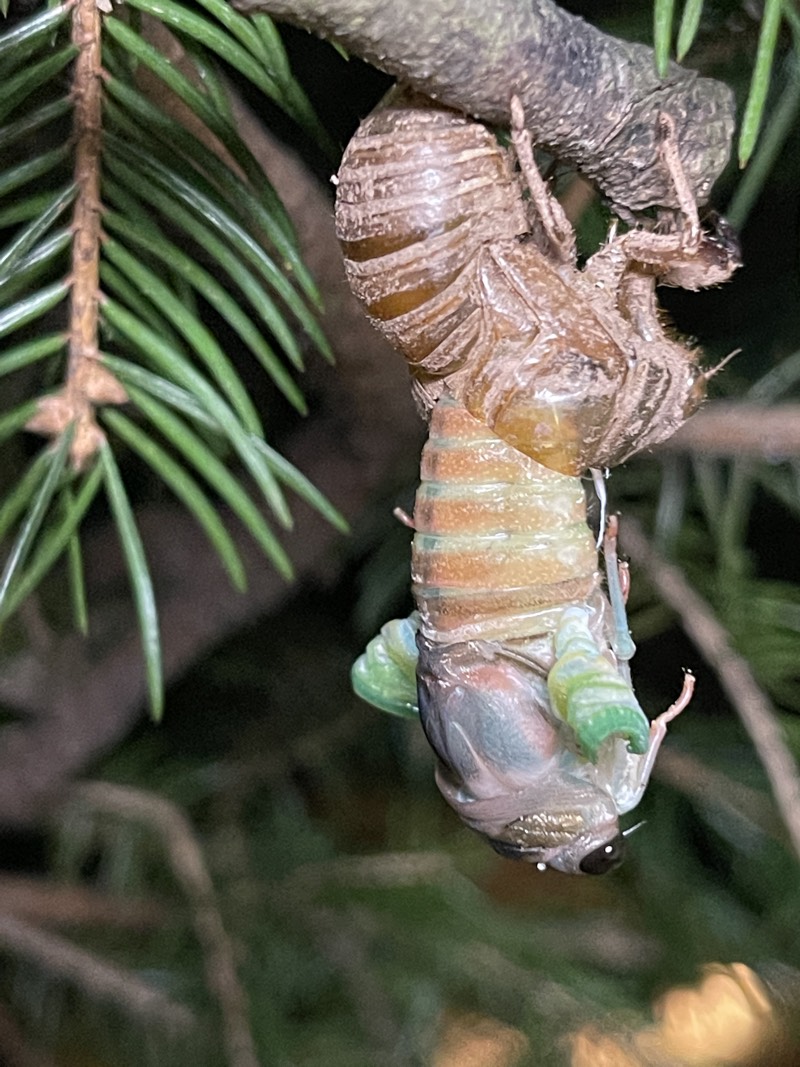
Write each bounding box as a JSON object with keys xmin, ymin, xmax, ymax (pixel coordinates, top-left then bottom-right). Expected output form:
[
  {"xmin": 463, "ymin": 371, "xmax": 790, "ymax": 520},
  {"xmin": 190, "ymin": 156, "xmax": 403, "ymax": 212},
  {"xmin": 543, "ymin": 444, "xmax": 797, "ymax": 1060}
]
[{"xmin": 232, "ymin": 0, "xmax": 735, "ymax": 213}]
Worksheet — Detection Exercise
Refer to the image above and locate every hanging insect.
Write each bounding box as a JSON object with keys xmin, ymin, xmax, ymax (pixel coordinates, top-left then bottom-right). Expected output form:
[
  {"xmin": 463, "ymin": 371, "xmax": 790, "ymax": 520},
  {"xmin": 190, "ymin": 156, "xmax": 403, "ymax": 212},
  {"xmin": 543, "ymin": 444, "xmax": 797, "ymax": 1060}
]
[
  {"xmin": 351, "ymin": 395, "xmax": 694, "ymax": 873},
  {"xmin": 339, "ymin": 90, "xmax": 730, "ymax": 872},
  {"xmin": 335, "ymin": 89, "xmax": 740, "ymax": 476}
]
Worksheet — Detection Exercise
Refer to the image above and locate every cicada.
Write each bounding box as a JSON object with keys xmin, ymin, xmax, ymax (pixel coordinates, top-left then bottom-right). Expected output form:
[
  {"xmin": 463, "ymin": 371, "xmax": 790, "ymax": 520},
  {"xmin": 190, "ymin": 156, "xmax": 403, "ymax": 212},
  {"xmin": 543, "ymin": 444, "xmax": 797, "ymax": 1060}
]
[
  {"xmin": 339, "ymin": 92, "xmax": 725, "ymax": 872},
  {"xmin": 352, "ymin": 396, "xmax": 692, "ymax": 874}
]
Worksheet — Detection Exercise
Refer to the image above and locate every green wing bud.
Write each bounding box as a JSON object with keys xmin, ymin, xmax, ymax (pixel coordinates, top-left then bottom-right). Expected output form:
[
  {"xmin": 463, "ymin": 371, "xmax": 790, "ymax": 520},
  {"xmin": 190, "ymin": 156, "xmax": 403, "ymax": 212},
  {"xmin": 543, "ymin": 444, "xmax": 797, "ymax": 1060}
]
[
  {"xmin": 548, "ymin": 607, "xmax": 649, "ymax": 762},
  {"xmin": 351, "ymin": 614, "xmax": 420, "ymax": 718}
]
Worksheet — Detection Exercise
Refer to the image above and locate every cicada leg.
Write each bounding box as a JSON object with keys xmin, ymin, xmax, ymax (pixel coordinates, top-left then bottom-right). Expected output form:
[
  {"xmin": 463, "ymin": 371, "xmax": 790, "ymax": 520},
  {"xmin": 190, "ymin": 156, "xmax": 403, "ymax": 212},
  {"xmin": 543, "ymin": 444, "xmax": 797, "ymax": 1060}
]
[
  {"xmin": 586, "ymin": 112, "xmax": 739, "ymax": 293},
  {"xmin": 600, "ymin": 670, "xmax": 695, "ymax": 814},
  {"xmin": 652, "ymin": 669, "xmax": 696, "ymax": 735},
  {"xmin": 634, "ymin": 671, "xmax": 695, "ymax": 802},
  {"xmin": 603, "ymin": 514, "xmax": 636, "ymax": 680},
  {"xmin": 509, "ymin": 95, "xmax": 575, "ymax": 264},
  {"xmin": 608, "ymin": 112, "xmax": 700, "ymax": 268},
  {"xmin": 393, "ymin": 505, "xmax": 415, "ymax": 529}
]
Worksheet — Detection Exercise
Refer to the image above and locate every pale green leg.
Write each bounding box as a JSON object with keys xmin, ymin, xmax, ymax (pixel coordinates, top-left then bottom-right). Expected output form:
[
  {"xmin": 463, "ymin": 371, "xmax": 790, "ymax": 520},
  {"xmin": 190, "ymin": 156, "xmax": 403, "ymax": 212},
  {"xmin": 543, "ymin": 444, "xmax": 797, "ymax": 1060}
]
[
  {"xmin": 351, "ymin": 614, "xmax": 420, "ymax": 718},
  {"xmin": 602, "ymin": 513, "xmax": 636, "ymax": 683},
  {"xmin": 549, "ymin": 607, "xmax": 649, "ymax": 761}
]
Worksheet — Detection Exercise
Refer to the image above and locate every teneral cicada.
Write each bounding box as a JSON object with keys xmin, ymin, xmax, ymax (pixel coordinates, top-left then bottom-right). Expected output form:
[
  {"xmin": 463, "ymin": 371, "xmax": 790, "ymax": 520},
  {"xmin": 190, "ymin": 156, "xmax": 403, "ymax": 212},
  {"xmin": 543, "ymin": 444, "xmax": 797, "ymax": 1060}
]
[
  {"xmin": 340, "ymin": 91, "xmax": 728, "ymax": 872},
  {"xmin": 352, "ymin": 396, "xmax": 692, "ymax": 874}
]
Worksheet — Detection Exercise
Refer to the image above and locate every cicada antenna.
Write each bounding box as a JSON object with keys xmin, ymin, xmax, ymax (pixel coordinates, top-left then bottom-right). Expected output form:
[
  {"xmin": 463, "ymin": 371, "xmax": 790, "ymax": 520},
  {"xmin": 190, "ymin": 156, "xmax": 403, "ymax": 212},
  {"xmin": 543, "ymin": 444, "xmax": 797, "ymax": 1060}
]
[
  {"xmin": 704, "ymin": 347, "xmax": 742, "ymax": 382},
  {"xmin": 622, "ymin": 819, "xmax": 647, "ymax": 838}
]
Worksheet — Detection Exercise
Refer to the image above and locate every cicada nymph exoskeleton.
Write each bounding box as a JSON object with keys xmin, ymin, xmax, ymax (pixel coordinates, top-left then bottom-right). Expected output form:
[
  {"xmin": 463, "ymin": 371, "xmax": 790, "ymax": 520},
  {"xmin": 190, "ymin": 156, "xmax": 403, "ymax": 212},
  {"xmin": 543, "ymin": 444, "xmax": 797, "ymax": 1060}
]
[
  {"xmin": 340, "ymin": 90, "xmax": 728, "ymax": 872},
  {"xmin": 335, "ymin": 88, "xmax": 740, "ymax": 476}
]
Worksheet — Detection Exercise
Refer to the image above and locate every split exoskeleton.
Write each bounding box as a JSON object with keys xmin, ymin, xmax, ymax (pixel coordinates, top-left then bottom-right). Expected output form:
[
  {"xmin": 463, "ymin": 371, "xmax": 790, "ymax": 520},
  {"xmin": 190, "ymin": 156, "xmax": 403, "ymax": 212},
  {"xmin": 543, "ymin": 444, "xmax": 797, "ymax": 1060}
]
[{"xmin": 337, "ymin": 88, "xmax": 739, "ymax": 873}]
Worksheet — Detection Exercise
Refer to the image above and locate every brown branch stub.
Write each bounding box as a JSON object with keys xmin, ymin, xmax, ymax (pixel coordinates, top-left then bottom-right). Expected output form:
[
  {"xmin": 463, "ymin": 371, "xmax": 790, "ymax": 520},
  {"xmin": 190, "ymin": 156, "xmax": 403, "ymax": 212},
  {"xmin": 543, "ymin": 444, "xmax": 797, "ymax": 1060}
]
[
  {"xmin": 26, "ymin": 0, "xmax": 126, "ymax": 472},
  {"xmin": 621, "ymin": 517, "xmax": 800, "ymax": 864},
  {"xmin": 231, "ymin": 0, "xmax": 735, "ymax": 213},
  {"xmin": 0, "ymin": 874, "xmax": 168, "ymax": 930},
  {"xmin": 656, "ymin": 403, "xmax": 800, "ymax": 457}
]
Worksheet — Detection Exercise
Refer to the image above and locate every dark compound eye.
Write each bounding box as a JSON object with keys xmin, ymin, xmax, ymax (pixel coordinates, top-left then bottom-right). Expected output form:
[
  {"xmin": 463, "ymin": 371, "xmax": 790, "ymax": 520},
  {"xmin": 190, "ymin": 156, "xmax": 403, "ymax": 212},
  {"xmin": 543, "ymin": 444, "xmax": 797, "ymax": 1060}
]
[{"xmin": 579, "ymin": 833, "xmax": 626, "ymax": 875}]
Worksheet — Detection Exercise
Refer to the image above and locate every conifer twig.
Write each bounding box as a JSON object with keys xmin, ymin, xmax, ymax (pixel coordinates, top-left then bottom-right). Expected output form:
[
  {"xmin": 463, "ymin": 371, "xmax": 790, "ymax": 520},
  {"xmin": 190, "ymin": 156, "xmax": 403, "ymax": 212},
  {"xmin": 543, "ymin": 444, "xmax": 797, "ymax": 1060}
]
[
  {"xmin": 0, "ymin": 88, "xmax": 421, "ymax": 827},
  {"xmin": 0, "ymin": 875, "xmax": 167, "ymax": 929},
  {"xmin": 73, "ymin": 782, "xmax": 260, "ymax": 1067},
  {"xmin": 654, "ymin": 748, "xmax": 782, "ymax": 843},
  {"xmin": 25, "ymin": 0, "xmax": 126, "ymax": 469},
  {"xmin": 232, "ymin": 0, "xmax": 735, "ymax": 212},
  {"xmin": 0, "ymin": 912, "xmax": 195, "ymax": 1036},
  {"xmin": 621, "ymin": 517, "xmax": 800, "ymax": 862}
]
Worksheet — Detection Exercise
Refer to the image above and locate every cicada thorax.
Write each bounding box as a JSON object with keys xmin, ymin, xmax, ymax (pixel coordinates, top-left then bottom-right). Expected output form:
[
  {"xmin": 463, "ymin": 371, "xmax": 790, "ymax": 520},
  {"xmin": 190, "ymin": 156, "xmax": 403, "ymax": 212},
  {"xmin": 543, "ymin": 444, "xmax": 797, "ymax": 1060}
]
[{"xmin": 334, "ymin": 89, "xmax": 708, "ymax": 476}]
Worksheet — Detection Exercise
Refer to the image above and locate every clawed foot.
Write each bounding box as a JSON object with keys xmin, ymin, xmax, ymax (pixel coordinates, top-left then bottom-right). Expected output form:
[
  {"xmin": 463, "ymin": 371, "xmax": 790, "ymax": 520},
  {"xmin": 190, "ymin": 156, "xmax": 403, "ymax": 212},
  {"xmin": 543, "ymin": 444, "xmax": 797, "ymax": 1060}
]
[{"xmin": 651, "ymin": 670, "xmax": 696, "ymax": 741}]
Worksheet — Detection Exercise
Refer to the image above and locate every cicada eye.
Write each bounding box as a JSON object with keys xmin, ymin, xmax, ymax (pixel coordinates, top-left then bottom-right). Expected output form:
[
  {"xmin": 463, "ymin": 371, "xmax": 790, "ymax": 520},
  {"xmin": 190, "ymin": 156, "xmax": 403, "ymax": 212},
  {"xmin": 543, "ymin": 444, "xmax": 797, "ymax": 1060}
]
[{"xmin": 579, "ymin": 833, "xmax": 626, "ymax": 875}]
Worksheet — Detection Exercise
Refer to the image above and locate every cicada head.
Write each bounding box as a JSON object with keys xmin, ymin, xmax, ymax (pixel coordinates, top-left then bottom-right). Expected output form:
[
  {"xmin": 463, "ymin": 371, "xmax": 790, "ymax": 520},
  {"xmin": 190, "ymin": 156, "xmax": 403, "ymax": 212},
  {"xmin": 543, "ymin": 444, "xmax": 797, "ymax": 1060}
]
[
  {"xmin": 487, "ymin": 821, "xmax": 627, "ymax": 876},
  {"xmin": 467, "ymin": 775, "xmax": 626, "ymax": 875}
]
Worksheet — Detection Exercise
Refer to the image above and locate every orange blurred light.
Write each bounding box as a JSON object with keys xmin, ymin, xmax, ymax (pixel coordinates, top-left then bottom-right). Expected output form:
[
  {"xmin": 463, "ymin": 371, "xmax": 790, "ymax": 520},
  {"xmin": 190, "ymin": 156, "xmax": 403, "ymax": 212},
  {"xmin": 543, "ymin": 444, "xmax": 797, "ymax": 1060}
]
[
  {"xmin": 570, "ymin": 963, "xmax": 783, "ymax": 1067},
  {"xmin": 640, "ymin": 963, "xmax": 776, "ymax": 1066},
  {"xmin": 570, "ymin": 1026, "xmax": 644, "ymax": 1067},
  {"xmin": 432, "ymin": 1010, "xmax": 529, "ymax": 1067}
]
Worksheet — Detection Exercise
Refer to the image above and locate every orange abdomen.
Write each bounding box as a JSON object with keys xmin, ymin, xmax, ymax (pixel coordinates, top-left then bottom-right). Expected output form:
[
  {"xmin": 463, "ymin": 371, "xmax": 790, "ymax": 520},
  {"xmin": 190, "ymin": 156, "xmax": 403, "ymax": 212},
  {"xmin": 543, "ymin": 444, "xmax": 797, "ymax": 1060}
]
[{"xmin": 412, "ymin": 396, "xmax": 599, "ymax": 643}]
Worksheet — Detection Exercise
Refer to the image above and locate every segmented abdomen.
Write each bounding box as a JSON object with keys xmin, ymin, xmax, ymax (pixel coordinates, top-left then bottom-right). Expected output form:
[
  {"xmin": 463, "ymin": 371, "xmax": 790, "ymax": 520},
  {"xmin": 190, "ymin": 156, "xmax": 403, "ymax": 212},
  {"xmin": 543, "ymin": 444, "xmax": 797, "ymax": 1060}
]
[
  {"xmin": 335, "ymin": 90, "xmax": 526, "ymax": 335},
  {"xmin": 412, "ymin": 395, "xmax": 599, "ymax": 644}
]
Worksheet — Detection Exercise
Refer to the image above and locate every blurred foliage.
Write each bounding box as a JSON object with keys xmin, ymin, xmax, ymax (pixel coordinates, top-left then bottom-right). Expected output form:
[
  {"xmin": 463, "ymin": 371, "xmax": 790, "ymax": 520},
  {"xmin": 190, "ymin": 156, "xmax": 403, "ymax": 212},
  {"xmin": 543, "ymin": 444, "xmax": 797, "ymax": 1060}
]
[
  {"xmin": 4, "ymin": 591, "xmax": 799, "ymax": 1065},
  {"xmin": 0, "ymin": 0, "xmax": 344, "ymax": 716},
  {"xmin": 1, "ymin": 0, "xmax": 800, "ymax": 1065},
  {"xmin": 653, "ymin": 0, "xmax": 792, "ymax": 165}
]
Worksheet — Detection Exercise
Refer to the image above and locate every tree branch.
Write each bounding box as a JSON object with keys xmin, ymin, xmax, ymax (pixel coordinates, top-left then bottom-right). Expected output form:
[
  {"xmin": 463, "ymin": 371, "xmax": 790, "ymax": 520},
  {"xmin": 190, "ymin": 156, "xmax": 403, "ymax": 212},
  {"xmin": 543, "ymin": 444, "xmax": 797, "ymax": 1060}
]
[
  {"xmin": 0, "ymin": 875, "xmax": 167, "ymax": 929},
  {"xmin": 73, "ymin": 782, "xmax": 259, "ymax": 1067},
  {"xmin": 0, "ymin": 913, "xmax": 196, "ymax": 1038},
  {"xmin": 657, "ymin": 403, "xmax": 800, "ymax": 457},
  {"xmin": 621, "ymin": 517, "xmax": 800, "ymax": 863},
  {"xmin": 232, "ymin": 0, "xmax": 735, "ymax": 213}
]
